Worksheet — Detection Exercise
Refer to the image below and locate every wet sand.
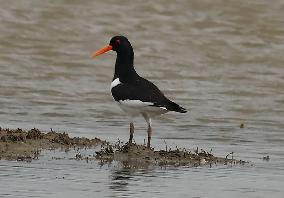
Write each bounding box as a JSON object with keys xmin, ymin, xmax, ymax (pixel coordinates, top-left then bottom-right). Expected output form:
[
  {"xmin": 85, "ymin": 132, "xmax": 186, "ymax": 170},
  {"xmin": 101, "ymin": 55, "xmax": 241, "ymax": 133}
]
[
  {"xmin": 96, "ymin": 142, "xmax": 246, "ymax": 168},
  {"xmin": 0, "ymin": 128, "xmax": 246, "ymax": 167},
  {"xmin": 0, "ymin": 128, "xmax": 103, "ymax": 161}
]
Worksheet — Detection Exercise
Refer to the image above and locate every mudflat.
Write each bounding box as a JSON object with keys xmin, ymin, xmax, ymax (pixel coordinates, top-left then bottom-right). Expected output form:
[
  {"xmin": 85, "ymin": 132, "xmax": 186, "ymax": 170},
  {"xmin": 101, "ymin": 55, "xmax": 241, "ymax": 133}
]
[
  {"xmin": 0, "ymin": 128, "xmax": 103, "ymax": 161},
  {"xmin": 0, "ymin": 128, "xmax": 246, "ymax": 167}
]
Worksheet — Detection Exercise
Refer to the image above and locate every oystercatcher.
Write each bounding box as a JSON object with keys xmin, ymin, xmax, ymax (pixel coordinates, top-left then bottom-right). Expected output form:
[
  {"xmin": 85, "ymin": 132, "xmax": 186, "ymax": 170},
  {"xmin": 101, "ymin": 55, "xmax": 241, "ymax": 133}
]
[{"xmin": 92, "ymin": 36, "xmax": 186, "ymax": 148}]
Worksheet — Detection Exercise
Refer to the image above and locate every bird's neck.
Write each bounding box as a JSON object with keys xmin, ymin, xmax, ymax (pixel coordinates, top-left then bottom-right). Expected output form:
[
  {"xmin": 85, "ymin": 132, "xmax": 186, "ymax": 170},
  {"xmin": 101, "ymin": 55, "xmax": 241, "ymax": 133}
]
[{"xmin": 113, "ymin": 49, "xmax": 137, "ymax": 82}]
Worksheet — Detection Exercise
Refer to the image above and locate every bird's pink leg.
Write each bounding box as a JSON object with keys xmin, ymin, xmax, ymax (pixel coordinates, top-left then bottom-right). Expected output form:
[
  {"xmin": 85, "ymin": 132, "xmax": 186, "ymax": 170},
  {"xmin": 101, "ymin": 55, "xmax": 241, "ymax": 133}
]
[
  {"xmin": 142, "ymin": 113, "xmax": 152, "ymax": 149},
  {"xmin": 147, "ymin": 124, "xmax": 152, "ymax": 149},
  {"xmin": 129, "ymin": 122, "xmax": 134, "ymax": 144}
]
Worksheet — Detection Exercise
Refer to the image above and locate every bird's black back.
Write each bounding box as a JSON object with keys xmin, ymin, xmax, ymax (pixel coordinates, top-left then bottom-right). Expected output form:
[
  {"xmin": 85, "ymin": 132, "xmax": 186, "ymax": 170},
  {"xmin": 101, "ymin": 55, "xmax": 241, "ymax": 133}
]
[{"xmin": 111, "ymin": 75, "xmax": 187, "ymax": 113}]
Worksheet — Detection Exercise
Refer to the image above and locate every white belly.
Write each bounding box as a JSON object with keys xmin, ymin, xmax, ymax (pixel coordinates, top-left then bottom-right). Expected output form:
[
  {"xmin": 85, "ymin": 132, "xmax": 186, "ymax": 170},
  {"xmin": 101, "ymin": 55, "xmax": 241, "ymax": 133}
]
[{"xmin": 117, "ymin": 100, "xmax": 168, "ymax": 118}]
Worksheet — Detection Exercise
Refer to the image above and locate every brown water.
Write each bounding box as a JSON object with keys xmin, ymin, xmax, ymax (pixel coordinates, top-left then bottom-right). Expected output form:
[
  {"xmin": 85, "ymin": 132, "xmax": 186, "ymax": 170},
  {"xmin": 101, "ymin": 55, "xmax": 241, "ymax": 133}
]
[{"xmin": 0, "ymin": 0, "xmax": 284, "ymax": 197}]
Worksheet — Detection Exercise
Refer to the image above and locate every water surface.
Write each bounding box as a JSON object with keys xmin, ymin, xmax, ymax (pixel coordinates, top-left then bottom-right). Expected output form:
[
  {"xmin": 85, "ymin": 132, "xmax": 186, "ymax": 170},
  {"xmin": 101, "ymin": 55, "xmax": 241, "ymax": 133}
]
[{"xmin": 0, "ymin": 0, "xmax": 284, "ymax": 197}]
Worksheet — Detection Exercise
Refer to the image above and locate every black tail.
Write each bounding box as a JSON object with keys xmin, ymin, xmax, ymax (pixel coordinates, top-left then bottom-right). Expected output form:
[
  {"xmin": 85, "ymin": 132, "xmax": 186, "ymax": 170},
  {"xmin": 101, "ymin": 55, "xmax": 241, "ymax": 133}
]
[{"xmin": 166, "ymin": 101, "xmax": 187, "ymax": 113}]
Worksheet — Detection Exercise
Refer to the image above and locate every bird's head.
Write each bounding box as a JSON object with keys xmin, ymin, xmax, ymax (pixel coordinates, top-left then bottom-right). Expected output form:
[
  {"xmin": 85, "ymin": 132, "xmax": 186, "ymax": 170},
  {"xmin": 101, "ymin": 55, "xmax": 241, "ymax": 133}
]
[{"xmin": 92, "ymin": 35, "xmax": 132, "ymax": 58}]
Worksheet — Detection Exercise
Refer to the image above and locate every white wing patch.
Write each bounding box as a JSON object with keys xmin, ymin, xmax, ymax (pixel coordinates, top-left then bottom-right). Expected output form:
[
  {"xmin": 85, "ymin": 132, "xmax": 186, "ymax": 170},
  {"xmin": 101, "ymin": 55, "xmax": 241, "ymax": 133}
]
[
  {"xmin": 110, "ymin": 78, "xmax": 121, "ymax": 90},
  {"xmin": 119, "ymin": 100, "xmax": 153, "ymax": 107}
]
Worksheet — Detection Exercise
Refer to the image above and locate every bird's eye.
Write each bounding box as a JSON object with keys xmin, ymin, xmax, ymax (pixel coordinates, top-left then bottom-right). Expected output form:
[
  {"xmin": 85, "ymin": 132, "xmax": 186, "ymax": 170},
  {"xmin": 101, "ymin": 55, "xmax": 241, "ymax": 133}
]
[{"xmin": 115, "ymin": 39, "xmax": 121, "ymax": 45}]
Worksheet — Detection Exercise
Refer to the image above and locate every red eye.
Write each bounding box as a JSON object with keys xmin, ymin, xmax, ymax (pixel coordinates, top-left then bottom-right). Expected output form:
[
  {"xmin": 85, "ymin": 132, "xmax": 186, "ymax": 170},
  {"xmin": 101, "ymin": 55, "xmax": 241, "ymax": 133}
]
[{"xmin": 115, "ymin": 39, "xmax": 121, "ymax": 45}]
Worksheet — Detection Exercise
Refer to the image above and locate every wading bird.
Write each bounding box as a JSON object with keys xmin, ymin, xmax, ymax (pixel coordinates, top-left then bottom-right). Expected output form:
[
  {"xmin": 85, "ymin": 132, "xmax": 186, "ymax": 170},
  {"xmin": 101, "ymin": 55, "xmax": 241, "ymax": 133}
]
[{"xmin": 92, "ymin": 36, "xmax": 186, "ymax": 148}]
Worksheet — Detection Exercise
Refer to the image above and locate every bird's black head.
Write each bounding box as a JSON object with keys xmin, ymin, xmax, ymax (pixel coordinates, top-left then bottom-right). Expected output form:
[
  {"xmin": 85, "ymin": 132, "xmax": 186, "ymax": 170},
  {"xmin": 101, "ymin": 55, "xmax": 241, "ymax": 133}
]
[
  {"xmin": 92, "ymin": 35, "xmax": 133, "ymax": 58},
  {"xmin": 92, "ymin": 35, "xmax": 136, "ymax": 81},
  {"xmin": 109, "ymin": 36, "xmax": 132, "ymax": 53}
]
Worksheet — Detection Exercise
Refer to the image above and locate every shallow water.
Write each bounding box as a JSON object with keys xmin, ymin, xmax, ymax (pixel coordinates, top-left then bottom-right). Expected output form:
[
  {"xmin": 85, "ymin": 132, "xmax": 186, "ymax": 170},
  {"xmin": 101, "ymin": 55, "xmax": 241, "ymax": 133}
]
[{"xmin": 0, "ymin": 0, "xmax": 284, "ymax": 197}]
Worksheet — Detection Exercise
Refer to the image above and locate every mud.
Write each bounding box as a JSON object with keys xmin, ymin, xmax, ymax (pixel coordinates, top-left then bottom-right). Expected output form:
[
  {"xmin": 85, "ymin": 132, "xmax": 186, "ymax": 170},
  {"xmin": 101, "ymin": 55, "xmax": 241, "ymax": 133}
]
[
  {"xmin": 0, "ymin": 127, "xmax": 104, "ymax": 161},
  {"xmin": 95, "ymin": 142, "xmax": 247, "ymax": 168},
  {"xmin": 0, "ymin": 128, "xmax": 247, "ymax": 167}
]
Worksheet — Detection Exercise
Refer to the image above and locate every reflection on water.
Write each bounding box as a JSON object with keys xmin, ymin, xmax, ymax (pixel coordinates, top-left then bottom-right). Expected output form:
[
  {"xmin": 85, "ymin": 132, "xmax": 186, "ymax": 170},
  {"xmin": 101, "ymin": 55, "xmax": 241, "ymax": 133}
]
[
  {"xmin": 110, "ymin": 168, "xmax": 133, "ymax": 192},
  {"xmin": 0, "ymin": 0, "xmax": 284, "ymax": 197}
]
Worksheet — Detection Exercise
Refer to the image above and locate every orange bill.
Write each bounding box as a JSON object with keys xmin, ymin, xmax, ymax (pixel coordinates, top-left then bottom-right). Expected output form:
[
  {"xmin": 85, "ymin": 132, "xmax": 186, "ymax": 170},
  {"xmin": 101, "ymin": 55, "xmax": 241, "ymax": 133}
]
[{"xmin": 91, "ymin": 45, "xmax": 112, "ymax": 58}]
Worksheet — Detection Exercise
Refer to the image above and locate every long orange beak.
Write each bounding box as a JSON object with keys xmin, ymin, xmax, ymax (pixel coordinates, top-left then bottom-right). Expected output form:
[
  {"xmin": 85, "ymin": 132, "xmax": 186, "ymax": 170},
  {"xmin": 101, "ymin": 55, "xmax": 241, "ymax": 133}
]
[{"xmin": 91, "ymin": 45, "xmax": 112, "ymax": 58}]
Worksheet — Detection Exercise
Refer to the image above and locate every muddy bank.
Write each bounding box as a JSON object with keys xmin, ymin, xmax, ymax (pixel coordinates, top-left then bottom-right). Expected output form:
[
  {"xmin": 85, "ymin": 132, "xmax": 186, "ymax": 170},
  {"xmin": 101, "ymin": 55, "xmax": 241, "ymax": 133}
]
[
  {"xmin": 0, "ymin": 128, "xmax": 104, "ymax": 161},
  {"xmin": 0, "ymin": 128, "xmax": 247, "ymax": 167},
  {"xmin": 95, "ymin": 142, "xmax": 247, "ymax": 168}
]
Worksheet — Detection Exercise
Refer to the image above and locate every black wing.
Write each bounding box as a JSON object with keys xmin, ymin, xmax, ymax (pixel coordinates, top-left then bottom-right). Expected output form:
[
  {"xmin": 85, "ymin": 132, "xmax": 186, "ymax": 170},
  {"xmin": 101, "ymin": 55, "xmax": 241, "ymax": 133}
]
[{"xmin": 111, "ymin": 77, "xmax": 187, "ymax": 113}]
